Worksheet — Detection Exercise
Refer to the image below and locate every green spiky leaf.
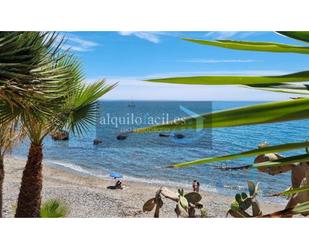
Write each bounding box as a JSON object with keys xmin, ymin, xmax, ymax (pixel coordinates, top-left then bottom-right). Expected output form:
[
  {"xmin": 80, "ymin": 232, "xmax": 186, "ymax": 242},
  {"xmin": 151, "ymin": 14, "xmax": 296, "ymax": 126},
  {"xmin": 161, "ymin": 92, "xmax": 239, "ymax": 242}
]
[
  {"xmin": 277, "ymin": 31, "xmax": 309, "ymax": 43},
  {"xmin": 181, "ymin": 37, "xmax": 309, "ymax": 54},
  {"xmin": 272, "ymin": 185, "xmax": 309, "ymax": 197},
  {"xmin": 171, "ymin": 141, "xmax": 309, "ymax": 168},
  {"xmin": 146, "ymin": 70, "xmax": 309, "ymax": 87},
  {"xmin": 134, "ymin": 98, "xmax": 309, "ymax": 134},
  {"xmin": 40, "ymin": 199, "xmax": 69, "ymax": 218}
]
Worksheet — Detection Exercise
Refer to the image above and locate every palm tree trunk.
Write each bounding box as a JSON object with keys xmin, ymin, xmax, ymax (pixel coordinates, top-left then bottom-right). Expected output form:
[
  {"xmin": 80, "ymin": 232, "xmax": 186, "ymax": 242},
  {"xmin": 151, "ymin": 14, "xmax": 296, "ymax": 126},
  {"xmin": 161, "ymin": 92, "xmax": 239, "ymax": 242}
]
[
  {"xmin": 15, "ymin": 143, "xmax": 43, "ymax": 217},
  {"xmin": 0, "ymin": 156, "xmax": 4, "ymax": 218}
]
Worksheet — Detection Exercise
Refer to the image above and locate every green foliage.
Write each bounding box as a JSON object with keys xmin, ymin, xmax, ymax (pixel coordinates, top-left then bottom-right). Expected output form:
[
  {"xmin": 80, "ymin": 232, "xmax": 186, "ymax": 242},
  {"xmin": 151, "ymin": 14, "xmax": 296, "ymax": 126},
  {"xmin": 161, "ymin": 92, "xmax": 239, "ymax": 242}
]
[
  {"xmin": 272, "ymin": 185, "xmax": 309, "ymax": 197},
  {"xmin": 277, "ymin": 31, "xmax": 309, "ymax": 43},
  {"xmin": 179, "ymin": 195, "xmax": 189, "ymax": 211},
  {"xmin": 147, "ymin": 70, "xmax": 309, "ymax": 87},
  {"xmin": 65, "ymin": 80, "xmax": 117, "ymax": 136},
  {"xmin": 40, "ymin": 199, "xmax": 69, "ymax": 218},
  {"xmin": 142, "ymin": 187, "xmax": 205, "ymax": 218},
  {"xmin": 227, "ymin": 181, "xmax": 261, "ymax": 218},
  {"xmin": 134, "ymin": 98, "xmax": 309, "ymax": 133},
  {"xmin": 262, "ymin": 201, "xmax": 309, "ymax": 217},
  {"xmin": 171, "ymin": 141, "xmax": 309, "ymax": 168},
  {"xmin": 200, "ymin": 208, "xmax": 207, "ymax": 218},
  {"xmin": 291, "ymin": 201, "xmax": 309, "ymax": 214},
  {"xmin": 137, "ymin": 32, "xmax": 309, "ymax": 185},
  {"xmin": 0, "ymin": 32, "xmax": 71, "ymax": 123},
  {"xmin": 252, "ymin": 153, "xmax": 309, "ymax": 168},
  {"xmin": 181, "ymin": 37, "xmax": 309, "ymax": 54}
]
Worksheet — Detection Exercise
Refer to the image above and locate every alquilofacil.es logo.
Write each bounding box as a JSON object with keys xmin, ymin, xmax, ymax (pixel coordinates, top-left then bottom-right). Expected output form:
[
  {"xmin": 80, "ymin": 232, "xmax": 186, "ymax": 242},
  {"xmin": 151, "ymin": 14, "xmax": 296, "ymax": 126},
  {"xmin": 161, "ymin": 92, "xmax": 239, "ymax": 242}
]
[{"xmin": 95, "ymin": 101, "xmax": 212, "ymax": 148}]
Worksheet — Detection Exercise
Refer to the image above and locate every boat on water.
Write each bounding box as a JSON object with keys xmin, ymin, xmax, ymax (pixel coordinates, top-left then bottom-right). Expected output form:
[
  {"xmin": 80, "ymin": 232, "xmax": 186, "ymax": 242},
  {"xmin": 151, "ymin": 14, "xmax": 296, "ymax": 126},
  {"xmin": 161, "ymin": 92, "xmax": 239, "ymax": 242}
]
[{"xmin": 128, "ymin": 102, "xmax": 135, "ymax": 107}]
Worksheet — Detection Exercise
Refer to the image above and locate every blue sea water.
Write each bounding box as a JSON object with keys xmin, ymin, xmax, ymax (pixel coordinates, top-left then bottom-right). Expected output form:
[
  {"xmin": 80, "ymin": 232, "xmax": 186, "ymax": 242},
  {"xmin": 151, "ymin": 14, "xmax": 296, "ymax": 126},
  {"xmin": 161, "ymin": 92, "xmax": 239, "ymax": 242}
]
[{"xmin": 12, "ymin": 100, "xmax": 309, "ymax": 201}]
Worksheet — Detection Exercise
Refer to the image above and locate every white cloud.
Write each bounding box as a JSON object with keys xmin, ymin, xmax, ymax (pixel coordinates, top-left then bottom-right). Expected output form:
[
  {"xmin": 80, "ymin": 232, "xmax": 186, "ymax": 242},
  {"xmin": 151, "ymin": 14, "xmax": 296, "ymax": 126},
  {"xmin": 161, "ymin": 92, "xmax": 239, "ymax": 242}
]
[
  {"xmin": 59, "ymin": 33, "xmax": 99, "ymax": 52},
  {"xmin": 118, "ymin": 32, "xmax": 160, "ymax": 43},
  {"xmin": 178, "ymin": 59, "xmax": 260, "ymax": 63}
]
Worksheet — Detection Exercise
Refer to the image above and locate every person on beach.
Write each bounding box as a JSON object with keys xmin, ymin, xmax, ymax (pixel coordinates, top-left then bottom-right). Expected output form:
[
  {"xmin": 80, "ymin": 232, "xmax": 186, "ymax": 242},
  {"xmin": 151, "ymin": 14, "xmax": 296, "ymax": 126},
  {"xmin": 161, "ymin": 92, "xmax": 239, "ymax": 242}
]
[
  {"xmin": 107, "ymin": 180, "xmax": 123, "ymax": 190},
  {"xmin": 196, "ymin": 182, "xmax": 200, "ymax": 192},
  {"xmin": 192, "ymin": 180, "xmax": 197, "ymax": 192},
  {"xmin": 115, "ymin": 180, "xmax": 123, "ymax": 189}
]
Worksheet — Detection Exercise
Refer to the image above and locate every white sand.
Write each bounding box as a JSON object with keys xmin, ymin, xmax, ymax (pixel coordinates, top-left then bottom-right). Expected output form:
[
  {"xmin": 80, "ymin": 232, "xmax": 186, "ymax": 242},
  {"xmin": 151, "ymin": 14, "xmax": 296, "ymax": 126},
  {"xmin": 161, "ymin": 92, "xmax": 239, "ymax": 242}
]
[{"xmin": 2, "ymin": 156, "xmax": 285, "ymax": 217}]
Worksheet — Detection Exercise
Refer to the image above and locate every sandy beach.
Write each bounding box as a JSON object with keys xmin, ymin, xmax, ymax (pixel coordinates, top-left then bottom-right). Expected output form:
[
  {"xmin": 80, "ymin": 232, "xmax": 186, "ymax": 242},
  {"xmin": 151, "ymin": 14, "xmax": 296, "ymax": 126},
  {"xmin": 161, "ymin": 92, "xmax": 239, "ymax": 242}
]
[{"xmin": 2, "ymin": 156, "xmax": 285, "ymax": 218}]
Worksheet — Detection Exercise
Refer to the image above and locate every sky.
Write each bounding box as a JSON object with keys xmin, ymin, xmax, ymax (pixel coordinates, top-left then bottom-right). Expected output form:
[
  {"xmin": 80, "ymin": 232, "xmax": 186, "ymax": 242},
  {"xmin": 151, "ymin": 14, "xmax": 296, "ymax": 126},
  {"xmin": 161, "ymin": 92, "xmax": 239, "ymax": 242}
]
[{"xmin": 61, "ymin": 31, "xmax": 309, "ymax": 101}]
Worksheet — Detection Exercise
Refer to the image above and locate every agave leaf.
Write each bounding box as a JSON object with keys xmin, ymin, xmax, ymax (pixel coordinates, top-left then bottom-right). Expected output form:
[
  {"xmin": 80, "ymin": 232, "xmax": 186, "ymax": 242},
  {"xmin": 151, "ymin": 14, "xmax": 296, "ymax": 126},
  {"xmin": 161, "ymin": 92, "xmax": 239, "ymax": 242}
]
[
  {"xmin": 272, "ymin": 185, "xmax": 309, "ymax": 197},
  {"xmin": 262, "ymin": 201, "xmax": 309, "ymax": 217},
  {"xmin": 143, "ymin": 198, "xmax": 156, "ymax": 212},
  {"xmin": 184, "ymin": 192, "xmax": 202, "ymax": 204},
  {"xmin": 253, "ymin": 87, "xmax": 309, "ymax": 95},
  {"xmin": 252, "ymin": 154, "xmax": 309, "ymax": 169},
  {"xmin": 292, "ymin": 201, "xmax": 309, "ymax": 214},
  {"xmin": 277, "ymin": 31, "xmax": 309, "ymax": 43},
  {"xmin": 133, "ymin": 98, "xmax": 309, "ymax": 134},
  {"xmin": 147, "ymin": 70, "xmax": 309, "ymax": 88},
  {"xmin": 171, "ymin": 141, "xmax": 309, "ymax": 168},
  {"xmin": 181, "ymin": 38, "xmax": 309, "ymax": 54}
]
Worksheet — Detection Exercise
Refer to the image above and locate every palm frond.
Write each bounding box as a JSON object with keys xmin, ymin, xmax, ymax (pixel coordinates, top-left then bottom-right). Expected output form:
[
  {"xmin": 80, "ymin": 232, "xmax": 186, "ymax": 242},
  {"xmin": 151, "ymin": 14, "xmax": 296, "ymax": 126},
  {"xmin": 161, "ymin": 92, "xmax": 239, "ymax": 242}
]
[
  {"xmin": 0, "ymin": 32, "xmax": 73, "ymax": 123},
  {"xmin": 40, "ymin": 199, "xmax": 69, "ymax": 218},
  {"xmin": 63, "ymin": 80, "xmax": 117, "ymax": 136}
]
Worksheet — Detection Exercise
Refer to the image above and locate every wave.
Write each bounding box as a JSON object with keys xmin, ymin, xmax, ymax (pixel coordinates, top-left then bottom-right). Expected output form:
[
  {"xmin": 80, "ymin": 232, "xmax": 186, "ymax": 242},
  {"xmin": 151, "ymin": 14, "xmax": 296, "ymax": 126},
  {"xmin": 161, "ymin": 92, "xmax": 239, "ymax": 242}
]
[{"xmin": 45, "ymin": 158, "xmax": 219, "ymax": 193}]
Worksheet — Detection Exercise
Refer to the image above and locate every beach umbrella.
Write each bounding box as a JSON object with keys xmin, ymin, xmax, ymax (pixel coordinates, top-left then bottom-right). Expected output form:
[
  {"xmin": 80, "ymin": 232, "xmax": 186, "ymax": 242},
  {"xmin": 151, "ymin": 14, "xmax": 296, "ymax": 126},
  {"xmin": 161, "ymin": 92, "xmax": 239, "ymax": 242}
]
[{"xmin": 110, "ymin": 172, "xmax": 123, "ymax": 179}]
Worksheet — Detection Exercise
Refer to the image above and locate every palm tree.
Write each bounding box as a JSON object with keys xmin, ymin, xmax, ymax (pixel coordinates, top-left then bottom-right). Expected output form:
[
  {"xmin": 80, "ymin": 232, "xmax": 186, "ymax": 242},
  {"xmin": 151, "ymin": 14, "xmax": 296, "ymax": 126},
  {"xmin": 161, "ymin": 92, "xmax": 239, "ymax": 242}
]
[
  {"xmin": 0, "ymin": 32, "xmax": 115, "ymax": 217},
  {"xmin": 0, "ymin": 31, "xmax": 73, "ymax": 217},
  {"xmin": 14, "ymin": 54, "xmax": 116, "ymax": 217},
  {"xmin": 0, "ymin": 120, "xmax": 23, "ymax": 217},
  {"xmin": 134, "ymin": 32, "xmax": 309, "ymax": 215},
  {"xmin": 0, "ymin": 32, "xmax": 70, "ymax": 123}
]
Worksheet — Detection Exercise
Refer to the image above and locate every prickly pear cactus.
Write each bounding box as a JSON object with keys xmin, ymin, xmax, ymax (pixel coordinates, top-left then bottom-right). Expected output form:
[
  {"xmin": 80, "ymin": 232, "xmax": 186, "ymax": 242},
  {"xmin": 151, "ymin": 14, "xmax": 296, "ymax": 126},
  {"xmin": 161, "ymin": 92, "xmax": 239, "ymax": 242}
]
[
  {"xmin": 143, "ymin": 187, "xmax": 207, "ymax": 218},
  {"xmin": 185, "ymin": 192, "xmax": 202, "ymax": 204},
  {"xmin": 143, "ymin": 198, "xmax": 156, "ymax": 212},
  {"xmin": 227, "ymin": 181, "xmax": 262, "ymax": 218}
]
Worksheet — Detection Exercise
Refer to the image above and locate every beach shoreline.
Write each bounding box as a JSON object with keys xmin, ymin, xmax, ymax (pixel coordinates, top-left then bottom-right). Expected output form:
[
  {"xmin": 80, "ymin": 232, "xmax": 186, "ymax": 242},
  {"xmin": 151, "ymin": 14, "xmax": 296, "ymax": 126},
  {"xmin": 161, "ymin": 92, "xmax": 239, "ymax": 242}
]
[{"xmin": 3, "ymin": 156, "xmax": 285, "ymax": 218}]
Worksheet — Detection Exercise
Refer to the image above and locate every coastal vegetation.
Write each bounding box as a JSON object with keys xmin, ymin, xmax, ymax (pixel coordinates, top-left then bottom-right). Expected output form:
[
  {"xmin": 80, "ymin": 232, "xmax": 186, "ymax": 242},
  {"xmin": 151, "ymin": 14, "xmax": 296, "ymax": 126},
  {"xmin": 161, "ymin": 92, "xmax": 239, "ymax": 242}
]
[
  {"xmin": 0, "ymin": 32, "xmax": 115, "ymax": 217},
  {"xmin": 1, "ymin": 31, "xmax": 309, "ymax": 218},
  {"xmin": 143, "ymin": 187, "xmax": 207, "ymax": 218},
  {"xmin": 135, "ymin": 31, "xmax": 309, "ymax": 217},
  {"xmin": 40, "ymin": 199, "xmax": 69, "ymax": 218}
]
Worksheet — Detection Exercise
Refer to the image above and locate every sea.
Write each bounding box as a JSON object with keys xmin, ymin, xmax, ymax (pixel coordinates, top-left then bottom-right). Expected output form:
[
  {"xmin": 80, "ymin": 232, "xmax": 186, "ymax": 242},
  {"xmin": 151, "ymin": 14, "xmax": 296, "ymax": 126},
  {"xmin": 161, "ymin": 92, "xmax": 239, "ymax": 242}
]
[{"xmin": 12, "ymin": 100, "xmax": 309, "ymax": 202}]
